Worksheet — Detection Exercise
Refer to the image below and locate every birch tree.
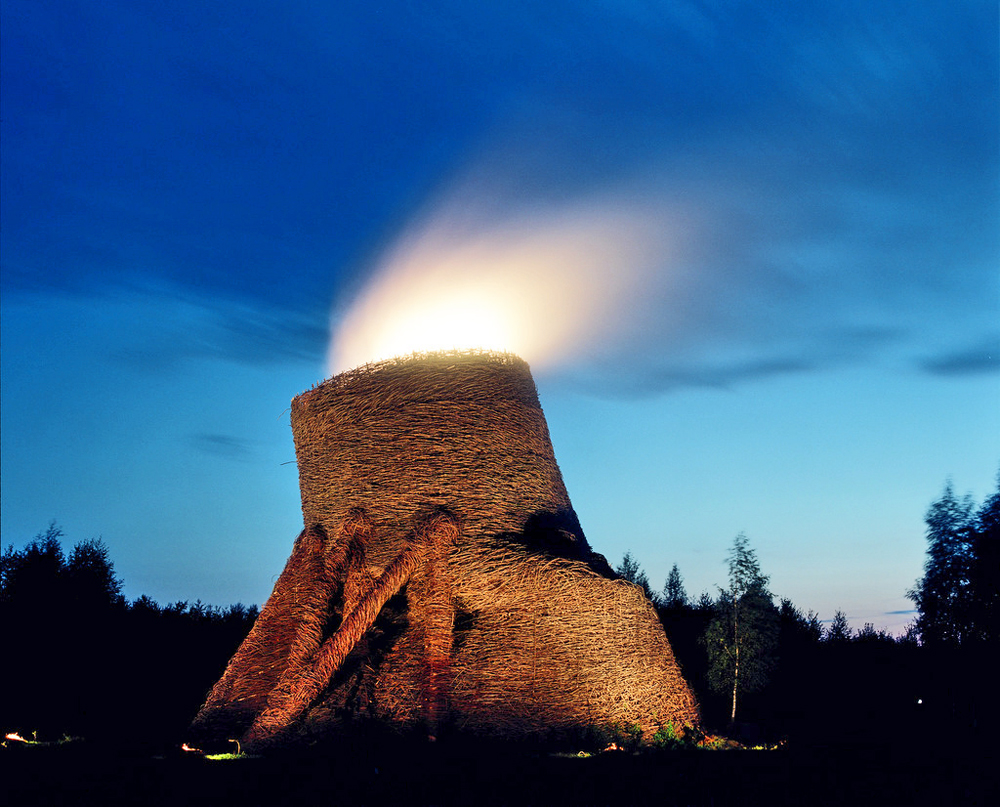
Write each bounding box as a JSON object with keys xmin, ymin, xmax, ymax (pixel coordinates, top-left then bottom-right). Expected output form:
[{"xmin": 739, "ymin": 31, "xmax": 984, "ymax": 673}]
[{"xmin": 702, "ymin": 533, "xmax": 778, "ymax": 724}]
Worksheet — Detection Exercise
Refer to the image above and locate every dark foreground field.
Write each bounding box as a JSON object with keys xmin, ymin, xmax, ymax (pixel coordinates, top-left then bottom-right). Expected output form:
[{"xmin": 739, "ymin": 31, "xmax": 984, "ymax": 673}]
[{"xmin": 1, "ymin": 734, "xmax": 994, "ymax": 807}]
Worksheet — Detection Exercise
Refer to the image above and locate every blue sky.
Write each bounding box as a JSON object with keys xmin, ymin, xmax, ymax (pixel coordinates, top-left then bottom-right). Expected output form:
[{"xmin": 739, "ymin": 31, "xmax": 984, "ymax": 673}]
[{"xmin": 2, "ymin": 1, "xmax": 997, "ymax": 632}]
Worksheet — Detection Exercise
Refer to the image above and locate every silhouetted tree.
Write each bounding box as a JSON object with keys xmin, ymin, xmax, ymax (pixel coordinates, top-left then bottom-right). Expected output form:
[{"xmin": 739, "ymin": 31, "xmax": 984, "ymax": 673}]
[
  {"xmin": 968, "ymin": 473, "xmax": 1000, "ymax": 644},
  {"xmin": 2, "ymin": 525, "xmax": 259, "ymax": 742},
  {"xmin": 778, "ymin": 598, "xmax": 823, "ymax": 644},
  {"xmin": 66, "ymin": 537, "xmax": 125, "ymax": 612},
  {"xmin": 662, "ymin": 563, "xmax": 688, "ymax": 609},
  {"xmin": 131, "ymin": 593, "xmax": 161, "ymax": 614},
  {"xmin": 701, "ymin": 533, "xmax": 778, "ymax": 723},
  {"xmin": 908, "ymin": 481, "xmax": 976, "ymax": 646},
  {"xmin": 824, "ymin": 610, "xmax": 852, "ymax": 642},
  {"xmin": 1, "ymin": 523, "xmax": 66, "ymax": 611},
  {"xmin": 616, "ymin": 550, "xmax": 656, "ymax": 603},
  {"xmin": 2, "ymin": 525, "xmax": 125, "ymax": 614},
  {"xmin": 222, "ymin": 601, "xmax": 259, "ymax": 624},
  {"xmin": 854, "ymin": 622, "xmax": 896, "ymax": 644},
  {"xmin": 898, "ymin": 620, "xmax": 921, "ymax": 646},
  {"xmin": 656, "ymin": 564, "xmax": 710, "ymax": 712}
]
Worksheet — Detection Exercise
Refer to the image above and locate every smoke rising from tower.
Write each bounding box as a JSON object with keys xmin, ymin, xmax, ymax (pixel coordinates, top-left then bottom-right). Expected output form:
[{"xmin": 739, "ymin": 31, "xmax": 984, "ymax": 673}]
[{"xmin": 329, "ymin": 189, "xmax": 678, "ymax": 374}]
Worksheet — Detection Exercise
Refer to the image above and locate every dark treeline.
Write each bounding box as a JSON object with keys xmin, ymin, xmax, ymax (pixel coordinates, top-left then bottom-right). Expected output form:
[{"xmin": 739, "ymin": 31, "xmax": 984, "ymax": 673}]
[
  {"xmin": 1, "ymin": 524, "xmax": 258, "ymax": 745},
  {"xmin": 4, "ymin": 467, "xmax": 997, "ymax": 750},
  {"xmin": 651, "ymin": 581, "xmax": 927, "ymax": 744},
  {"xmin": 618, "ymin": 469, "xmax": 1000, "ymax": 744}
]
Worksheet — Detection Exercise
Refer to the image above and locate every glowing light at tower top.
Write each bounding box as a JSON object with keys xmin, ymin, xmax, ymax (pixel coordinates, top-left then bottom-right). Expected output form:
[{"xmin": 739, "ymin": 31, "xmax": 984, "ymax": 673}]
[{"xmin": 329, "ymin": 193, "xmax": 677, "ymax": 375}]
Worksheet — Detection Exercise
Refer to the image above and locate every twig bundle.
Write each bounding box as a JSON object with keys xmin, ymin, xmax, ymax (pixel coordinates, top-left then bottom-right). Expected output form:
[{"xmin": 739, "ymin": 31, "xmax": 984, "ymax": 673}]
[{"xmin": 189, "ymin": 351, "xmax": 698, "ymax": 747}]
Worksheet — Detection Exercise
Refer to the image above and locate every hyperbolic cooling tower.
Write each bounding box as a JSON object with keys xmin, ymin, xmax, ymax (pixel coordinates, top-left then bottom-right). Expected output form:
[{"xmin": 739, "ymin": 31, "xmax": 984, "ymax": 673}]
[{"xmin": 189, "ymin": 351, "xmax": 698, "ymax": 747}]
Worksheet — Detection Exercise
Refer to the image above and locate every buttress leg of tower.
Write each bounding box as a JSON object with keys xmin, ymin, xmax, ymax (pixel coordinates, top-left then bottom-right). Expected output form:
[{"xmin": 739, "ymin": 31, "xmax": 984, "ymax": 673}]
[
  {"xmin": 187, "ymin": 522, "xmax": 336, "ymax": 744},
  {"xmin": 189, "ymin": 509, "xmax": 460, "ymax": 748}
]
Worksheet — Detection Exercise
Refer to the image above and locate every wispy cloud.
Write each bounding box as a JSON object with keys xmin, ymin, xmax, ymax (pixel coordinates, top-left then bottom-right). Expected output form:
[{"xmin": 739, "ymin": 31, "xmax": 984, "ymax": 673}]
[
  {"xmin": 3, "ymin": 1, "xmax": 995, "ymax": 385},
  {"xmin": 920, "ymin": 335, "xmax": 1000, "ymax": 377},
  {"xmin": 109, "ymin": 291, "xmax": 328, "ymax": 372},
  {"xmin": 188, "ymin": 433, "xmax": 255, "ymax": 462}
]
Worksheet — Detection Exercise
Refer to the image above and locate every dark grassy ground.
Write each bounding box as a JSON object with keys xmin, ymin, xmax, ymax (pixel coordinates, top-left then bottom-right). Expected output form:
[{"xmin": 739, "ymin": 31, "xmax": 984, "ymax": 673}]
[{"xmin": 1, "ymin": 733, "xmax": 994, "ymax": 807}]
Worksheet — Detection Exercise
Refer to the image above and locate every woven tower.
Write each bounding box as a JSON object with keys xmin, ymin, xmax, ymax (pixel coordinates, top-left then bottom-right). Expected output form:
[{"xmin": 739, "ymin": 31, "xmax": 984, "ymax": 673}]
[{"xmin": 190, "ymin": 351, "xmax": 698, "ymax": 747}]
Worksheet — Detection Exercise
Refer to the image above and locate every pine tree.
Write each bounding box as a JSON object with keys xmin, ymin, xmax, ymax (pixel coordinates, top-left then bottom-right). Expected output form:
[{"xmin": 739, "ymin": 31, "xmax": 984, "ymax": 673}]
[
  {"xmin": 825, "ymin": 610, "xmax": 852, "ymax": 643},
  {"xmin": 616, "ymin": 550, "xmax": 656, "ymax": 603},
  {"xmin": 778, "ymin": 598, "xmax": 822, "ymax": 644},
  {"xmin": 662, "ymin": 563, "xmax": 689, "ymax": 609}
]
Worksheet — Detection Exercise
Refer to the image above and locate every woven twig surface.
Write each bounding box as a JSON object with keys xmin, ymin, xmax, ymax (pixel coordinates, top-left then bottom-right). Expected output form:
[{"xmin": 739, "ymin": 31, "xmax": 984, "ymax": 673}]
[{"xmin": 190, "ymin": 352, "xmax": 698, "ymax": 745}]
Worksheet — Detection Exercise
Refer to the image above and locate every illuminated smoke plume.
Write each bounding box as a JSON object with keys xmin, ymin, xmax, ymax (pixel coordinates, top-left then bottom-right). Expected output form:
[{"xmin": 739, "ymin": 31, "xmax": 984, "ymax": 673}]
[{"xmin": 329, "ymin": 191, "xmax": 676, "ymax": 374}]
